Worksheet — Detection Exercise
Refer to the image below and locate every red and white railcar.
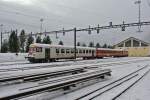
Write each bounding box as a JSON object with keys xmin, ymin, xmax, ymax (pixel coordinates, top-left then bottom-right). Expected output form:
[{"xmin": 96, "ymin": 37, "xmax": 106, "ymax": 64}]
[
  {"xmin": 26, "ymin": 43, "xmax": 128, "ymax": 63},
  {"xmin": 96, "ymin": 48, "xmax": 128, "ymax": 58}
]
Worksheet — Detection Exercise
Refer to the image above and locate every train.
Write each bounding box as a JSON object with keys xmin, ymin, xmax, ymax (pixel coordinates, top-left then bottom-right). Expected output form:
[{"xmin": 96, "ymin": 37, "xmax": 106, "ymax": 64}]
[{"xmin": 26, "ymin": 43, "xmax": 128, "ymax": 63}]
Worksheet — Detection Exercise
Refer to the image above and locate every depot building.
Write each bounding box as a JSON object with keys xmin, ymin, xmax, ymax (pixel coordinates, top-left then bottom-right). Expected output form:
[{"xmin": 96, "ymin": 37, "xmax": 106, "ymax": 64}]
[{"xmin": 114, "ymin": 37, "xmax": 150, "ymax": 57}]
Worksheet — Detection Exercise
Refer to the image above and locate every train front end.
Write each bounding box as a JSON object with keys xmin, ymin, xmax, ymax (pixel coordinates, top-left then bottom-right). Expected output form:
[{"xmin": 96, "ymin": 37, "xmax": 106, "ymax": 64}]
[{"xmin": 26, "ymin": 43, "xmax": 44, "ymax": 63}]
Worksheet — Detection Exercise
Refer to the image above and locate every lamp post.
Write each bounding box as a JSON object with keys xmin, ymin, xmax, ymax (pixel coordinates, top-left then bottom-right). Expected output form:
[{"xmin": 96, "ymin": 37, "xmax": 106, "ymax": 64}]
[
  {"xmin": 40, "ymin": 18, "xmax": 44, "ymax": 34},
  {"xmin": 135, "ymin": 0, "xmax": 142, "ymax": 32}
]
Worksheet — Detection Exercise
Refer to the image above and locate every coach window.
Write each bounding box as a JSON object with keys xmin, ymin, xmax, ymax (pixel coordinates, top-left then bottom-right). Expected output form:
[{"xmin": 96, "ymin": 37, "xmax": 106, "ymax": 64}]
[
  {"xmin": 79, "ymin": 49, "xmax": 82, "ymax": 53},
  {"xmin": 33, "ymin": 48, "xmax": 36, "ymax": 52},
  {"xmin": 76, "ymin": 49, "xmax": 78, "ymax": 53},
  {"xmin": 89, "ymin": 50, "xmax": 91, "ymax": 53},
  {"xmin": 86, "ymin": 50, "xmax": 88, "ymax": 53},
  {"xmin": 92, "ymin": 50, "xmax": 95, "ymax": 54},
  {"xmin": 71, "ymin": 49, "xmax": 74, "ymax": 53},
  {"xmin": 56, "ymin": 49, "xmax": 60, "ymax": 53},
  {"xmin": 66, "ymin": 49, "xmax": 70, "ymax": 53},
  {"xmin": 36, "ymin": 47, "xmax": 42, "ymax": 52},
  {"xmin": 83, "ymin": 50, "xmax": 85, "ymax": 53},
  {"xmin": 61, "ymin": 49, "xmax": 65, "ymax": 53}
]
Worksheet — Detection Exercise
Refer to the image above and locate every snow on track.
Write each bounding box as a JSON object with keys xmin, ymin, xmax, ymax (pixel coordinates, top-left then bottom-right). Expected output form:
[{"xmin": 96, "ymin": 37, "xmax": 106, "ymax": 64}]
[
  {"xmin": 0, "ymin": 57, "xmax": 149, "ymax": 73},
  {"xmin": 52, "ymin": 59, "xmax": 150, "ymax": 100}
]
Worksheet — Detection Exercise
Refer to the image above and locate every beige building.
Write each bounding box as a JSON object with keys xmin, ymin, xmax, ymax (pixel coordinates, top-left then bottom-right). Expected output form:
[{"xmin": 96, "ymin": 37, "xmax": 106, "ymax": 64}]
[{"xmin": 114, "ymin": 37, "xmax": 150, "ymax": 57}]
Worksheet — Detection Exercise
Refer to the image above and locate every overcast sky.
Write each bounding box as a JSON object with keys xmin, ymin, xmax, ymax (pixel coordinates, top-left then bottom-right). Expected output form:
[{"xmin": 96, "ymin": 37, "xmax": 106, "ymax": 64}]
[{"xmin": 0, "ymin": 0, "xmax": 150, "ymax": 45}]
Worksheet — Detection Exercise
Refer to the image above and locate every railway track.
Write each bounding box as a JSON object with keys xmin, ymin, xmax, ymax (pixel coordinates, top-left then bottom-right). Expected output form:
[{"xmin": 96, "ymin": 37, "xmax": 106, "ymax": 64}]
[
  {"xmin": 112, "ymin": 68, "xmax": 150, "ymax": 100},
  {"xmin": 0, "ymin": 58, "xmax": 149, "ymax": 73},
  {"xmin": 0, "ymin": 69, "xmax": 111, "ymax": 100},
  {"xmin": 0, "ymin": 67, "xmax": 85, "ymax": 85},
  {"xmin": 75, "ymin": 65, "xmax": 149, "ymax": 100},
  {"xmin": 0, "ymin": 62, "xmax": 29, "ymax": 66}
]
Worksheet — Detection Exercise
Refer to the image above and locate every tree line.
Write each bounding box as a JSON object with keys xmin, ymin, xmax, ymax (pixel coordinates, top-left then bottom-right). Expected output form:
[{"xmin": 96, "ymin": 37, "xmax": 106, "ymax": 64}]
[
  {"xmin": 1, "ymin": 30, "xmax": 65, "ymax": 53},
  {"xmin": 1, "ymin": 29, "xmax": 113, "ymax": 53}
]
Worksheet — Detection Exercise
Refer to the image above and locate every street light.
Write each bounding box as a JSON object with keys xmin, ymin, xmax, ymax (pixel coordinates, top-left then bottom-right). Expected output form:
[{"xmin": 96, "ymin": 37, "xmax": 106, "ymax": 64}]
[
  {"xmin": 135, "ymin": 0, "xmax": 142, "ymax": 32},
  {"xmin": 40, "ymin": 18, "xmax": 44, "ymax": 33}
]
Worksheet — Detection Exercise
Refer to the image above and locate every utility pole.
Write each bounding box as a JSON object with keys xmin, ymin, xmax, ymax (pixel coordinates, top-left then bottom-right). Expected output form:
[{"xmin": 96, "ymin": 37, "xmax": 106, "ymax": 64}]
[
  {"xmin": 0, "ymin": 24, "xmax": 3, "ymax": 52},
  {"xmin": 74, "ymin": 28, "xmax": 77, "ymax": 60},
  {"xmin": 40, "ymin": 18, "xmax": 44, "ymax": 34},
  {"xmin": 135, "ymin": 0, "xmax": 142, "ymax": 32}
]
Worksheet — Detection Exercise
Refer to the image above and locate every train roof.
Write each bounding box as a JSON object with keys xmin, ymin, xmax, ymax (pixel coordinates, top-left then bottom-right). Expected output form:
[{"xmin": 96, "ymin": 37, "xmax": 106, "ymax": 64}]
[
  {"xmin": 96, "ymin": 48, "xmax": 127, "ymax": 51},
  {"xmin": 30, "ymin": 43, "xmax": 96, "ymax": 50},
  {"xmin": 30, "ymin": 43, "xmax": 127, "ymax": 51}
]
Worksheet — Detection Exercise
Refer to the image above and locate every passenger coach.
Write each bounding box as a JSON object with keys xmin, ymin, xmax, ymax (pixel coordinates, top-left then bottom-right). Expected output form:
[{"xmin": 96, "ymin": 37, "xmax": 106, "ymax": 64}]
[
  {"xmin": 27, "ymin": 43, "xmax": 96, "ymax": 63},
  {"xmin": 26, "ymin": 43, "xmax": 128, "ymax": 63}
]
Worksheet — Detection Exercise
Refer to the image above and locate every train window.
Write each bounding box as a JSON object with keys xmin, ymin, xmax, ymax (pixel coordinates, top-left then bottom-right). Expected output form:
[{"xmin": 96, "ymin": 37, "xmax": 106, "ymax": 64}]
[
  {"xmin": 76, "ymin": 50, "xmax": 78, "ymax": 53},
  {"xmin": 86, "ymin": 50, "xmax": 88, "ymax": 53},
  {"xmin": 89, "ymin": 50, "xmax": 91, "ymax": 53},
  {"xmin": 61, "ymin": 49, "xmax": 65, "ymax": 53},
  {"xmin": 56, "ymin": 49, "xmax": 59, "ymax": 53},
  {"xmin": 71, "ymin": 49, "xmax": 74, "ymax": 53},
  {"xmin": 36, "ymin": 47, "xmax": 42, "ymax": 52},
  {"xmin": 66, "ymin": 49, "xmax": 70, "ymax": 53},
  {"xmin": 79, "ymin": 50, "xmax": 82, "ymax": 53},
  {"xmin": 83, "ymin": 50, "xmax": 85, "ymax": 53},
  {"xmin": 29, "ymin": 48, "xmax": 33, "ymax": 52},
  {"xmin": 33, "ymin": 48, "xmax": 36, "ymax": 51},
  {"xmin": 92, "ymin": 50, "xmax": 95, "ymax": 54}
]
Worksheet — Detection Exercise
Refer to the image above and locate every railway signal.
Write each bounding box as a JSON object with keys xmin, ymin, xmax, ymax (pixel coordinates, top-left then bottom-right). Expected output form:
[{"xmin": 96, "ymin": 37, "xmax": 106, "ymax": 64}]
[
  {"xmin": 97, "ymin": 24, "xmax": 100, "ymax": 34},
  {"xmin": 88, "ymin": 25, "xmax": 92, "ymax": 35},
  {"xmin": 63, "ymin": 28, "xmax": 65, "ymax": 36}
]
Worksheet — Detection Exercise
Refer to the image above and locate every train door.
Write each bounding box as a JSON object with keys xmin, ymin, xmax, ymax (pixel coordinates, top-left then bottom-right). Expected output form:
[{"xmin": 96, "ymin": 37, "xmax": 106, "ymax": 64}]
[
  {"xmin": 45, "ymin": 48, "xmax": 50, "ymax": 59},
  {"xmin": 92, "ymin": 50, "xmax": 95, "ymax": 57}
]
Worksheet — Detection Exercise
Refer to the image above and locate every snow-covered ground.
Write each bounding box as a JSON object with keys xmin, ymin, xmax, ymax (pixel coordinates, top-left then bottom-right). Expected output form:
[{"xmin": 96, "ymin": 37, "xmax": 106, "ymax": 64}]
[
  {"xmin": 53, "ymin": 60, "xmax": 150, "ymax": 100},
  {"xmin": 0, "ymin": 53, "xmax": 28, "ymax": 63},
  {"xmin": 0, "ymin": 54, "xmax": 150, "ymax": 100}
]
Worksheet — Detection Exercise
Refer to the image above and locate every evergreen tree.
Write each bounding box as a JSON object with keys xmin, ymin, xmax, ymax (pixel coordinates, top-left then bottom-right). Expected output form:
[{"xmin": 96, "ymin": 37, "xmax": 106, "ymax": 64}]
[
  {"xmin": 26, "ymin": 34, "xmax": 34, "ymax": 52},
  {"xmin": 42, "ymin": 36, "xmax": 52, "ymax": 44},
  {"xmin": 107, "ymin": 45, "xmax": 113, "ymax": 49},
  {"xmin": 88, "ymin": 42, "xmax": 94, "ymax": 47},
  {"xmin": 58, "ymin": 41, "xmax": 63, "ymax": 45},
  {"xmin": 96, "ymin": 43, "xmax": 101, "ymax": 48},
  {"xmin": 102, "ymin": 43, "xmax": 108, "ymax": 48},
  {"xmin": 9, "ymin": 30, "xmax": 20, "ymax": 53},
  {"xmin": 19, "ymin": 29, "xmax": 26, "ymax": 52},
  {"xmin": 77, "ymin": 42, "xmax": 81, "ymax": 46},
  {"xmin": 36, "ymin": 36, "xmax": 41, "ymax": 43},
  {"xmin": 1, "ymin": 40, "xmax": 9, "ymax": 53},
  {"xmin": 82, "ymin": 43, "xmax": 87, "ymax": 47}
]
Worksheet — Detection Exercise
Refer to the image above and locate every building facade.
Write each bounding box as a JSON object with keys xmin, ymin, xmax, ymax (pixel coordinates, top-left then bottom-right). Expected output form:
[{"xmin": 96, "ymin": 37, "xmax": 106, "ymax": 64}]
[{"xmin": 114, "ymin": 37, "xmax": 150, "ymax": 57}]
